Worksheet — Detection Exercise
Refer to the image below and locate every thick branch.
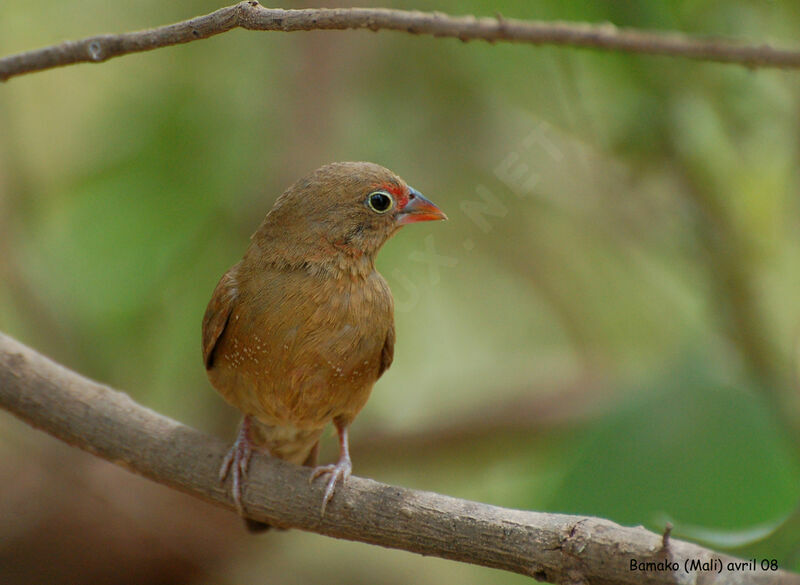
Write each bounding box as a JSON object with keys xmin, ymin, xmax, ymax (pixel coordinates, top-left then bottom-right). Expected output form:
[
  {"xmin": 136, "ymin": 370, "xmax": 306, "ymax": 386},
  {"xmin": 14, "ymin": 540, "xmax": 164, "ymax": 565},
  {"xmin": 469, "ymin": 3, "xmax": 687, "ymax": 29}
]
[
  {"xmin": 3, "ymin": 2, "xmax": 800, "ymax": 81},
  {"xmin": 0, "ymin": 332, "xmax": 795, "ymax": 584}
]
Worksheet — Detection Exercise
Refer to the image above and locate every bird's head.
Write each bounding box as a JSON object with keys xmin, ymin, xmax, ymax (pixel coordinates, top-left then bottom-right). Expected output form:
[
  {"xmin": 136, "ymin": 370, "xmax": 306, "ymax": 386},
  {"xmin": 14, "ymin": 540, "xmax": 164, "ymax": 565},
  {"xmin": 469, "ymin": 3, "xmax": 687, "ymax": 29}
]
[{"xmin": 253, "ymin": 162, "xmax": 447, "ymax": 273}]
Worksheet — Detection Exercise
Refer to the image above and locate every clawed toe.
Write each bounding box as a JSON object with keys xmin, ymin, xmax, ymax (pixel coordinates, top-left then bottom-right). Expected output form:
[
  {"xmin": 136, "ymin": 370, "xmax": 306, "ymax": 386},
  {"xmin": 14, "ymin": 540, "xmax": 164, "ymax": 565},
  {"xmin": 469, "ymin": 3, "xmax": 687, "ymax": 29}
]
[
  {"xmin": 220, "ymin": 418, "xmax": 254, "ymax": 514},
  {"xmin": 310, "ymin": 458, "xmax": 352, "ymax": 514}
]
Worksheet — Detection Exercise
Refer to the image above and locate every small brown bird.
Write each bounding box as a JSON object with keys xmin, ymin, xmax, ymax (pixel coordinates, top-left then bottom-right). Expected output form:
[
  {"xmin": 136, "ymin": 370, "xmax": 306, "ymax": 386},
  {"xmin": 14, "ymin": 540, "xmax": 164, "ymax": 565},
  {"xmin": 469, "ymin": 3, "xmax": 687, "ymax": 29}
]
[{"xmin": 202, "ymin": 162, "xmax": 446, "ymax": 530}]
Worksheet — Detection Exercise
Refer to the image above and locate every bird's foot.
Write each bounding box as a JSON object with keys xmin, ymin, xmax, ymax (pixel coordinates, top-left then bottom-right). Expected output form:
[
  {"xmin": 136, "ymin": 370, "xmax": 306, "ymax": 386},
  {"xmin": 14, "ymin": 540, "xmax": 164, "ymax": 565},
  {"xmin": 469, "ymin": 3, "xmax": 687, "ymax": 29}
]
[
  {"xmin": 310, "ymin": 454, "xmax": 352, "ymax": 514},
  {"xmin": 220, "ymin": 418, "xmax": 254, "ymax": 515}
]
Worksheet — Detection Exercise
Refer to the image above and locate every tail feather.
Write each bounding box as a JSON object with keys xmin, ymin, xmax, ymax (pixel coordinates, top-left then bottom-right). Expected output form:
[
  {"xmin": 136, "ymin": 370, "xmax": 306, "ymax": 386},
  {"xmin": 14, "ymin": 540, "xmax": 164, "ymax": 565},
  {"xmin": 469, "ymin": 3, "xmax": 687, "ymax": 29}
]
[{"xmin": 245, "ymin": 517, "xmax": 273, "ymax": 533}]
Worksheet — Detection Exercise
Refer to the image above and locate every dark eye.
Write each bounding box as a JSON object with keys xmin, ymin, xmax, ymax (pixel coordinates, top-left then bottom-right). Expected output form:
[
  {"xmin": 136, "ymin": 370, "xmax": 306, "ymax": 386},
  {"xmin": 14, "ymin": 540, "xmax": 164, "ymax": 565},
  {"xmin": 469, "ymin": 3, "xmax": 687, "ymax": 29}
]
[{"xmin": 367, "ymin": 190, "xmax": 394, "ymax": 213}]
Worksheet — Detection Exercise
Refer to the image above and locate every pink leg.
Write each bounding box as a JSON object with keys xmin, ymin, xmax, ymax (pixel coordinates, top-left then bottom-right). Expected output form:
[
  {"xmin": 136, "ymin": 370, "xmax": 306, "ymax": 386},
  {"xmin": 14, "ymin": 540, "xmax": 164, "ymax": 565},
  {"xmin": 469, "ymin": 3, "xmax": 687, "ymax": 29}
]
[
  {"xmin": 219, "ymin": 415, "xmax": 254, "ymax": 515},
  {"xmin": 310, "ymin": 421, "xmax": 352, "ymax": 513}
]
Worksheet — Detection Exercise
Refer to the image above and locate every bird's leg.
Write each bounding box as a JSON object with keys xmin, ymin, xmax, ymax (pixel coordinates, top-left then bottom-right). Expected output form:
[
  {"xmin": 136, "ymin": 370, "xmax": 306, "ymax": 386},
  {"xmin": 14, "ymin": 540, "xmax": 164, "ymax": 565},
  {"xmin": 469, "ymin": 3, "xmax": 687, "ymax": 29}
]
[
  {"xmin": 219, "ymin": 415, "xmax": 254, "ymax": 515},
  {"xmin": 310, "ymin": 421, "xmax": 352, "ymax": 514}
]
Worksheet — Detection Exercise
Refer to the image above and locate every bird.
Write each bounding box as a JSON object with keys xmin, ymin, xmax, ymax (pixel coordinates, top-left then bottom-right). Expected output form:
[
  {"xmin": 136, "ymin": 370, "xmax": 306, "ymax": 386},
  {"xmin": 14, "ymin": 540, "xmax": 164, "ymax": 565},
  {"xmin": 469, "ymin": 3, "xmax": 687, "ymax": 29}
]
[{"xmin": 202, "ymin": 161, "xmax": 446, "ymax": 530}]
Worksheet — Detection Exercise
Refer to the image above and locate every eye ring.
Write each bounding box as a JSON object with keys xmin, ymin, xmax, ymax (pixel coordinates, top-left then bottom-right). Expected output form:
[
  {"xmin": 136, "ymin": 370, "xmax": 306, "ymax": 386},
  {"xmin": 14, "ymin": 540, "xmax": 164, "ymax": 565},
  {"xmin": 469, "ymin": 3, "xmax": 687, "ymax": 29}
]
[{"xmin": 367, "ymin": 190, "xmax": 395, "ymax": 214}]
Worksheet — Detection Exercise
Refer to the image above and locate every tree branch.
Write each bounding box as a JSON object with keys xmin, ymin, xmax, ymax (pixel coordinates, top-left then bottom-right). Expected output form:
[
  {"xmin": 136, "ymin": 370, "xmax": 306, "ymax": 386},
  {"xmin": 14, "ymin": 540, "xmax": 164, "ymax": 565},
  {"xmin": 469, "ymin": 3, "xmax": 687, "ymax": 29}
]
[
  {"xmin": 0, "ymin": 331, "xmax": 795, "ymax": 584},
  {"xmin": 3, "ymin": 1, "xmax": 800, "ymax": 82}
]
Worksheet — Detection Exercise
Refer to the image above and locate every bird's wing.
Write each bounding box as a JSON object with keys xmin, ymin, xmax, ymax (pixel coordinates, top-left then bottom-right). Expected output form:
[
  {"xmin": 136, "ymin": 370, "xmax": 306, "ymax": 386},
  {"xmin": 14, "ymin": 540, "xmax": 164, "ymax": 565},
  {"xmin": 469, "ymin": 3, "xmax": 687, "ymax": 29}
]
[
  {"xmin": 378, "ymin": 322, "xmax": 395, "ymax": 378},
  {"xmin": 202, "ymin": 267, "xmax": 239, "ymax": 369}
]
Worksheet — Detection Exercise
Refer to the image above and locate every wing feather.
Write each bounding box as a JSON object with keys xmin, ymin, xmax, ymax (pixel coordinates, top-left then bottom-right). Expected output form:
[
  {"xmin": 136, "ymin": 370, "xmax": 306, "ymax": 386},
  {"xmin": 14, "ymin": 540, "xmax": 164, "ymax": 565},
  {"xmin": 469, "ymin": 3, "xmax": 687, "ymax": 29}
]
[
  {"xmin": 378, "ymin": 323, "xmax": 395, "ymax": 379},
  {"xmin": 202, "ymin": 267, "xmax": 239, "ymax": 370}
]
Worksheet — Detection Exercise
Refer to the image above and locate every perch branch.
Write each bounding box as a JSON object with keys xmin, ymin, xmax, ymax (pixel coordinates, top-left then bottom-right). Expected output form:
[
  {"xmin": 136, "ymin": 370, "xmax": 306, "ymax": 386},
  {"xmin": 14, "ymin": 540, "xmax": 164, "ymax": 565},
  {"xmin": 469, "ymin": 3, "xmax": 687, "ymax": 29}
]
[
  {"xmin": 0, "ymin": 332, "xmax": 795, "ymax": 584},
  {"xmin": 3, "ymin": 1, "xmax": 800, "ymax": 81}
]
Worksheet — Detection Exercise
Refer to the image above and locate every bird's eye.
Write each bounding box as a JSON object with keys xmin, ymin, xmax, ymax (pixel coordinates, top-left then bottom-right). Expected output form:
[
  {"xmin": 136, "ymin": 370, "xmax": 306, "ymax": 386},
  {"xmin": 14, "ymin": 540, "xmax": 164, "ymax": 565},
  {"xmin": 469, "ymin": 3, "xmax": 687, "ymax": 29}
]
[{"xmin": 367, "ymin": 190, "xmax": 395, "ymax": 214}]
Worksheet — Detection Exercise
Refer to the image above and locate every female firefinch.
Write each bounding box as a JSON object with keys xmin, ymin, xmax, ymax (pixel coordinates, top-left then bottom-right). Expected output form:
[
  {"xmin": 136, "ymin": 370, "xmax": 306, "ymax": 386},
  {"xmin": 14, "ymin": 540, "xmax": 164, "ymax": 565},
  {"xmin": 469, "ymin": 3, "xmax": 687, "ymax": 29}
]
[{"xmin": 202, "ymin": 162, "xmax": 446, "ymax": 530}]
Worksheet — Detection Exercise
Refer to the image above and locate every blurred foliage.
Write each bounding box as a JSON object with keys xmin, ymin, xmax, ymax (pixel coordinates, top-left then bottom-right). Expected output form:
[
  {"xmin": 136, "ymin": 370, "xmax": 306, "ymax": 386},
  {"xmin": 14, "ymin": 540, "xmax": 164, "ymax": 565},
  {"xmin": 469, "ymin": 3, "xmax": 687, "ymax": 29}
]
[{"xmin": 2, "ymin": 0, "xmax": 800, "ymax": 583}]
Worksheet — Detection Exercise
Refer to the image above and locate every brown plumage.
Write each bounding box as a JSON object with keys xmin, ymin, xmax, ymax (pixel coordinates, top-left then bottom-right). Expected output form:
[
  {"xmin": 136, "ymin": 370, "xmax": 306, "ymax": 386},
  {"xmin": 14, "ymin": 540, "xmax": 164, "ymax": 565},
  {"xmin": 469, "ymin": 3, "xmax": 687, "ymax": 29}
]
[{"xmin": 202, "ymin": 162, "xmax": 446, "ymax": 530}]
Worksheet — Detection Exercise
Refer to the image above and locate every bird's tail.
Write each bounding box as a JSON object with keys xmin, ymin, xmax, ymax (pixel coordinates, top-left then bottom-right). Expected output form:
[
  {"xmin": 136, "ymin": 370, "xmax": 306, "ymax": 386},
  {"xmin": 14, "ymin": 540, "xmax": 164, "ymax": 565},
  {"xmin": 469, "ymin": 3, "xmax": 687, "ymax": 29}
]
[{"xmin": 244, "ymin": 419, "xmax": 323, "ymax": 533}]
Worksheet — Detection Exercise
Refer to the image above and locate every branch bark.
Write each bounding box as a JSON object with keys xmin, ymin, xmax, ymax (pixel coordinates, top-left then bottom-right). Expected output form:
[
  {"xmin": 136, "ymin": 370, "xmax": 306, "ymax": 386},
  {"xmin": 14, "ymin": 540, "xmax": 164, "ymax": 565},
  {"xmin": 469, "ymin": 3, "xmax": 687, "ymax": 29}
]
[
  {"xmin": 3, "ymin": 1, "xmax": 800, "ymax": 82},
  {"xmin": 0, "ymin": 332, "xmax": 796, "ymax": 584}
]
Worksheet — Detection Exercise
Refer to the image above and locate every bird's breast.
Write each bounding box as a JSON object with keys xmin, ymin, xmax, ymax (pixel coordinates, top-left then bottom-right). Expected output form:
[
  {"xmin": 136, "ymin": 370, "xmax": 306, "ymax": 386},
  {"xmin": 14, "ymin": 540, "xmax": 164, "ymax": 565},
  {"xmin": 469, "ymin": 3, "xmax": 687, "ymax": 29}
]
[{"xmin": 210, "ymin": 269, "xmax": 394, "ymax": 428}]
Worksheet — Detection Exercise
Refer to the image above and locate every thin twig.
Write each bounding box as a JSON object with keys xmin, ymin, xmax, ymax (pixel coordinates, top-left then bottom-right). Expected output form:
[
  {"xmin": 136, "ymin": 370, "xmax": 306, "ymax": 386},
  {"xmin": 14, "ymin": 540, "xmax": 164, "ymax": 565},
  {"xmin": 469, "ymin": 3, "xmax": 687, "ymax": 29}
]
[
  {"xmin": 0, "ymin": 331, "xmax": 795, "ymax": 584},
  {"xmin": 2, "ymin": 1, "xmax": 800, "ymax": 81}
]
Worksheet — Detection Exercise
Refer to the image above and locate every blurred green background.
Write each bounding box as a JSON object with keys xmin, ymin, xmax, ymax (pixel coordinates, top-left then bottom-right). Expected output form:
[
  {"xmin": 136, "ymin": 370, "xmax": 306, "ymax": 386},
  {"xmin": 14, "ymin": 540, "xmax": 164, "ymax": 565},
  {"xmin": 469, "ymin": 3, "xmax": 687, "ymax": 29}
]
[{"xmin": 2, "ymin": 0, "xmax": 800, "ymax": 583}]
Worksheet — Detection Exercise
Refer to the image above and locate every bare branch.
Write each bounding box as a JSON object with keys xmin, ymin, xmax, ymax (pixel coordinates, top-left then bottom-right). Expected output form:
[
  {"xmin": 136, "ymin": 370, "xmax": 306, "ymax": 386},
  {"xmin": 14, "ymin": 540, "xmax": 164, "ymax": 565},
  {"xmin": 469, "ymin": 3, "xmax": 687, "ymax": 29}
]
[
  {"xmin": 0, "ymin": 331, "xmax": 795, "ymax": 584},
  {"xmin": 3, "ymin": 1, "xmax": 800, "ymax": 81}
]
